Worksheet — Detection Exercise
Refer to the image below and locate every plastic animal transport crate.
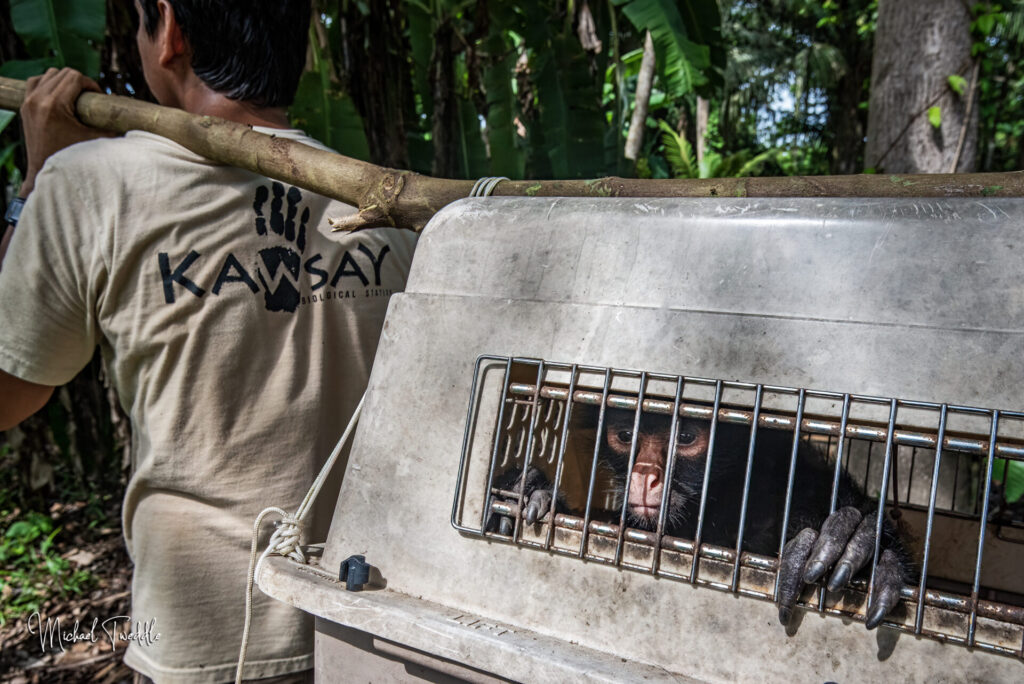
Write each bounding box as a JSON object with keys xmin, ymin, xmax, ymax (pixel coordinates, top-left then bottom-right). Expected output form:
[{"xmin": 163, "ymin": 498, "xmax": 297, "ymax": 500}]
[{"xmin": 258, "ymin": 197, "xmax": 1024, "ymax": 682}]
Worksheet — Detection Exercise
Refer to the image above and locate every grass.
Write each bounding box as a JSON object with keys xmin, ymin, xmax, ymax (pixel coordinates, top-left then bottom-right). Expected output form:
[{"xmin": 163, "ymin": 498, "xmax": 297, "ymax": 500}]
[
  {"xmin": 0, "ymin": 509, "xmax": 97, "ymax": 626},
  {"xmin": 0, "ymin": 443, "xmax": 108, "ymax": 627}
]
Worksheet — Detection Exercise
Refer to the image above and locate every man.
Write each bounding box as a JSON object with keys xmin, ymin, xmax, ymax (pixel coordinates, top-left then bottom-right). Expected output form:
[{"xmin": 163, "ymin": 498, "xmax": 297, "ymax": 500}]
[{"xmin": 0, "ymin": 1, "xmax": 417, "ymax": 681}]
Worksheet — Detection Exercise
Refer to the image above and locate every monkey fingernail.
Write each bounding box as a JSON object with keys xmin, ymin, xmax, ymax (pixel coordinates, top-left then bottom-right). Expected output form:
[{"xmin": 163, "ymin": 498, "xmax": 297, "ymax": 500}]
[
  {"xmin": 827, "ymin": 563, "xmax": 852, "ymax": 591},
  {"xmin": 524, "ymin": 504, "xmax": 540, "ymax": 525},
  {"xmin": 865, "ymin": 603, "xmax": 887, "ymax": 630},
  {"xmin": 802, "ymin": 560, "xmax": 827, "ymax": 584},
  {"xmin": 778, "ymin": 605, "xmax": 793, "ymax": 626},
  {"xmin": 524, "ymin": 491, "xmax": 553, "ymax": 525}
]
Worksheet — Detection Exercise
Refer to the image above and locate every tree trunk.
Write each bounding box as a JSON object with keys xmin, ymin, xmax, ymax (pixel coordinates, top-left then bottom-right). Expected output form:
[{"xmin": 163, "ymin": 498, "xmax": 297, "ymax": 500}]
[
  {"xmin": 430, "ymin": 18, "xmax": 459, "ymax": 178},
  {"xmin": 827, "ymin": 8, "xmax": 872, "ymax": 175},
  {"xmin": 624, "ymin": 31, "xmax": 655, "ymax": 161},
  {"xmin": 338, "ymin": 0, "xmax": 412, "ymax": 169},
  {"xmin": 865, "ymin": 0, "xmax": 977, "ymax": 173},
  {"xmin": 696, "ymin": 96, "xmax": 709, "ymax": 167}
]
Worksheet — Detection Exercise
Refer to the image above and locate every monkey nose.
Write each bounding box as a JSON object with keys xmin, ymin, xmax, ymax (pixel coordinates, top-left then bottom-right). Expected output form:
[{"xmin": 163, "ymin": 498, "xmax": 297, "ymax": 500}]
[
  {"xmin": 630, "ymin": 467, "xmax": 662, "ymax": 489},
  {"xmin": 629, "ymin": 468, "xmax": 664, "ymax": 507}
]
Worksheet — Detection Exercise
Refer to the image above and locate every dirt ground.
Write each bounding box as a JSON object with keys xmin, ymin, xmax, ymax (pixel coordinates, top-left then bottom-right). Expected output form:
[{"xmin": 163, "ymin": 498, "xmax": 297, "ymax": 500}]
[{"xmin": 0, "ymin": 501, "xmax": 135, "ymax": 683}]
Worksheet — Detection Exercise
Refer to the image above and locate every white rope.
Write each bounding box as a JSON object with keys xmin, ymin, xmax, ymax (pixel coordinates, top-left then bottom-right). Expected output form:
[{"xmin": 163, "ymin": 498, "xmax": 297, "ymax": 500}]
[
  {"xmin": 235, "ymin": 393, "xmax": 366, "ymax": 684},
  {"xmin": 468, "ymin": 176, "xmax": 509, "ymax": 198}
]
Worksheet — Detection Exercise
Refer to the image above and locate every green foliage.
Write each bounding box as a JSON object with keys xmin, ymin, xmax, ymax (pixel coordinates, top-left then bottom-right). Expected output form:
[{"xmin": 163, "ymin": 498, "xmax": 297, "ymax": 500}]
[
  {"xmin": 456, "ymin": 87, "xmax": 488, "ymax": 177},
  {"xmin": 1, "ymin": 0, "xmax": 105, "ymax": 78},
  {"xmin": 928, "ymin": 106, "xmax": 942, "ymax": 129},
  {"xmin": 288, "ymin": 22, "xmax": 370, "ymax": 159},
  {"xmin": 0, "ymin": 511, "xmax": 95, "ymax": 626},
  {"xmin": 971, "ymin": 1, "xmax": 1006, "ymax": 38},
  {"xmin": 297, "ymin": 1, "xmax": 725, "ymax": 179},
  {"xmin": 947, "ymin": 74, "xmax": 968, "ymax": 96},
  {"xmin": 481, "ymin": 26, "xmax": 523, "ymax": 178},
  {"xmin": 1, "ymin": 0, "xmax": 1019, "ymax": 186},
  {"xmin": 995, "ymin": 459, "xmax": 1024, "ymax": 503},
  {"xmin": 0, "ymin": 0, "xmax": 107, "ymax": 195},
  {"xmin": 534, "ymin": 34, "xmax": 606, "ymax": 178},
  {"xmin": 1008, "ymin": 462, "xmax": 1024, "ymax": 502},
  {"xmin": 658, "ymin": 119, "xmax": 697, "ymax": 177},
  {"xmin": 290, "ymin": 72, "xmax": 370, "ymax": 160},
  {"xmin": 613, "ymin": 0, "xmax": 719, "ymax": 96},
  {"xmin": 719, "ymin": 0, "xmax": 878, "ymax": 174},
  {"xmin": 658, "ymin": 118, "xmax": 779, "ymax": 178},
  {"xmin": 0, "ymin": 113, "xmax": 16, "ymax": 140},
  {"xmin": 406, "ymin": 3, "xmax": 434, "ymax": 127},
  {"xmin": 972, "ymin": 0, "xmax": 1024, "ymax": 171}
]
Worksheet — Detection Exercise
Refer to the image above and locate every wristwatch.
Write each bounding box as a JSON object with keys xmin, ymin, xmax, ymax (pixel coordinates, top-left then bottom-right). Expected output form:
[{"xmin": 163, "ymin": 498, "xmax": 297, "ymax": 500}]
[{"xmin": 5, "ymin": 197, "xmax": 25, "ymax": 227}]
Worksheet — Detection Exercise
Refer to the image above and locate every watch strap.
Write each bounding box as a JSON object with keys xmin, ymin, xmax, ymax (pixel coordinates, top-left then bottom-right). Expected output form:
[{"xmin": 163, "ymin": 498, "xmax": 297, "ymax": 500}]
[{"xmin": 4, "ymin": 197, "xmax": 25, "ymax": 227}]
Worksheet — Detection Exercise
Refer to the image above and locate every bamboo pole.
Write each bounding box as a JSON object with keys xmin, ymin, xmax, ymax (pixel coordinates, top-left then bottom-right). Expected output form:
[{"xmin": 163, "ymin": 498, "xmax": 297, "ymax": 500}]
[{"xmin": 2, "ymin": 76, "xmax": 1023, "ymax": 233}]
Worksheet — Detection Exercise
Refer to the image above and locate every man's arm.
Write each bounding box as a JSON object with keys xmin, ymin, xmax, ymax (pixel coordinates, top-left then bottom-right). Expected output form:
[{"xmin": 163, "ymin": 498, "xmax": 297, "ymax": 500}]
[
  {"xmin": 0, "ymin": 222, "xmax": 12, "ymax": 263},
  {"xmin": 0, "ymin": 67, "xmax": 108, "ymax": 269},
  {"xmin": 0, "ymin": 67, "xmax": 108, "ymax": 426},
  {"xmin": 0, "ymin": 370, "xmax": 53, "ymax": 431}
]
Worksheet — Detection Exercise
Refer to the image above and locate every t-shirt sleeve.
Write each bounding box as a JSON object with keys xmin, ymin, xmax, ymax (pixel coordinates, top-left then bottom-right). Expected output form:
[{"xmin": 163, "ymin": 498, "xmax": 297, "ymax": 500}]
[{"xmin": 0, "ymin": 157, "xmax": 106, "ymax": 386}]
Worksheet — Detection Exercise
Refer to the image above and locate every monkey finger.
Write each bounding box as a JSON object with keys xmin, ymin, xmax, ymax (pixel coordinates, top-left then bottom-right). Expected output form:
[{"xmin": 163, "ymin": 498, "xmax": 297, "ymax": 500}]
[
  {"xmin": 802, "ymin": 506, "xmax": 862, "ymax": 583},
  {"xmin": 523, "ymin": 489, "xmax": 553, "ymax": 525},
  {"xmin": 521, "ymin": 466, "xmax": 549, "ymax": 492},
  {"xmin": 497, "ymin": 515, "xmax": 513, "ymax": 537},
  {"xmin": 826, "ymin": 511, "xmax": 878, "ymax": 591},
  {"xmin": 484, "ymin": 505, "xmax": 513, "ymax": 536},
  {"xmin": 865, "ymin": 549, "xmax": 903, "ymax": 629},
  {"xmin": 777, "ymin": 527, "xmax": 818, "ymax": 626}
]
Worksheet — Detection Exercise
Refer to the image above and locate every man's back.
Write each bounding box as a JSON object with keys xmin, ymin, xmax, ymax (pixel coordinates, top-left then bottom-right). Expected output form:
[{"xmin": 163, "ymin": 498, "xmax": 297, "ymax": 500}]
[{"xmin": 0, "ymin": 129, "xmax": 417, "ymax": 681}]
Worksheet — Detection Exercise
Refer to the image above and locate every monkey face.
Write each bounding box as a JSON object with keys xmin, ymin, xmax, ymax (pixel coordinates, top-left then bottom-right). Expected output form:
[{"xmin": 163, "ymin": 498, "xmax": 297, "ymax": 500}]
[{"xmin": 602, "ymin": 410, "xmax": 711, "ymax": 531}]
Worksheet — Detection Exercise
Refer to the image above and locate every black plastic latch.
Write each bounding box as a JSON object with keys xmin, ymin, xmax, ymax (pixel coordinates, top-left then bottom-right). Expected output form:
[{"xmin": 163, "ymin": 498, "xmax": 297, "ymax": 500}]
[{"xmin": 339, "ymin": 554, "xmax": 370, "ymax": 592}]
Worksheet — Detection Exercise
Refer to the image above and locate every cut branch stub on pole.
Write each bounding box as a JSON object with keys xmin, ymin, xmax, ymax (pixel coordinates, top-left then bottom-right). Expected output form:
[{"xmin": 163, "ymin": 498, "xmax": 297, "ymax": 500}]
[{"xmin": 1, "ymin": 75, "xmax": 1023, "ymax": 234}]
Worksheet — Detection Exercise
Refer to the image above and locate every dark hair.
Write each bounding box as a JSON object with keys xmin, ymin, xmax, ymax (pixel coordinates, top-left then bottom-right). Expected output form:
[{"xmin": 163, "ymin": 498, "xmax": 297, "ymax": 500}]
[{"xmin": 139, "ymin": 1, "xmax": 310, "ymax": 108}]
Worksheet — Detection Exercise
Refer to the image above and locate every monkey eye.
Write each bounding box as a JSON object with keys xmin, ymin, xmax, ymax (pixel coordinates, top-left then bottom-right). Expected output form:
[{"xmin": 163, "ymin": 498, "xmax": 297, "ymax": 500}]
[
  {"xmin": 616, "ymin": 430, "xmax": 634, "ymax": 444},
  {"xmin": 677, "ymin": 431, "xmax": 697, "ymax": 445}
]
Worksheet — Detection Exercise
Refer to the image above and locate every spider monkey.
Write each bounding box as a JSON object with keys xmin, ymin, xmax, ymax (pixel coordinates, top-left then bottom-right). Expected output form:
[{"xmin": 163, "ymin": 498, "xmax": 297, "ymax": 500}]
[{"xmin": 488, "ymin": 404, "xmax": 913, "ymax": 629}]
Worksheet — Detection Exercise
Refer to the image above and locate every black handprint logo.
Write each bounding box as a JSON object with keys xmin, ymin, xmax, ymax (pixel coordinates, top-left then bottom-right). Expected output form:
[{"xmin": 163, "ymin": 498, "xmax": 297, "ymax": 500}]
[{"xmin": 253, "ymin": 182, "xmax": 311, "ymax": 312}]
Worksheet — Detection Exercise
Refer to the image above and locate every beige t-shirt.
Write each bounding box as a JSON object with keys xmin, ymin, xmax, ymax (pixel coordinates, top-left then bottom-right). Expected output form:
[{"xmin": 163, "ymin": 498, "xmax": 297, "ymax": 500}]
[{"xmin": 0, "ymin": 129, "xmax": 417, "ymax": 683}]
